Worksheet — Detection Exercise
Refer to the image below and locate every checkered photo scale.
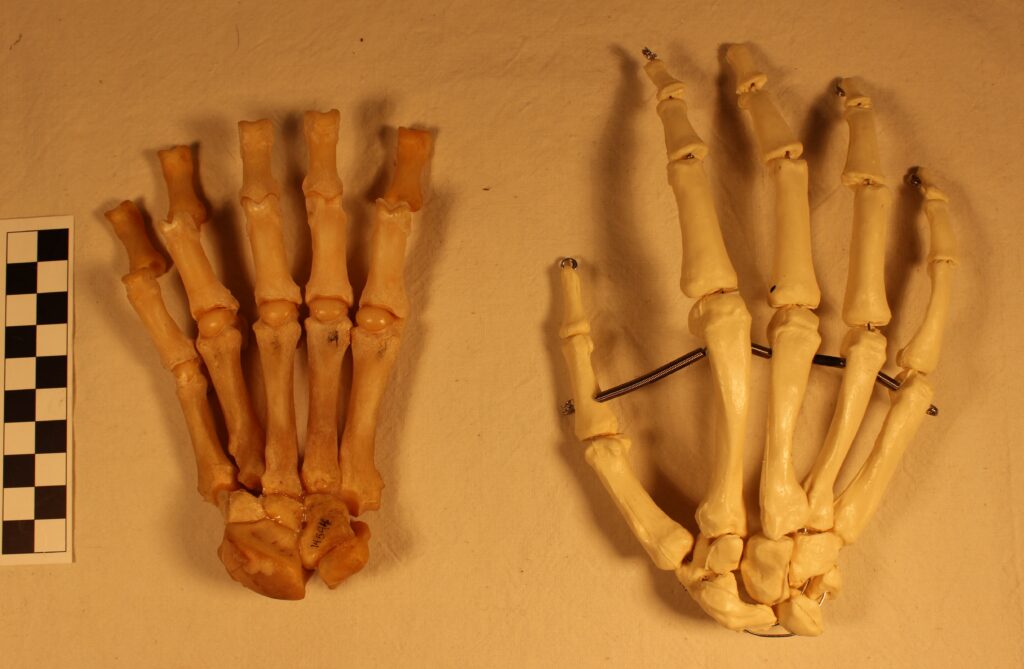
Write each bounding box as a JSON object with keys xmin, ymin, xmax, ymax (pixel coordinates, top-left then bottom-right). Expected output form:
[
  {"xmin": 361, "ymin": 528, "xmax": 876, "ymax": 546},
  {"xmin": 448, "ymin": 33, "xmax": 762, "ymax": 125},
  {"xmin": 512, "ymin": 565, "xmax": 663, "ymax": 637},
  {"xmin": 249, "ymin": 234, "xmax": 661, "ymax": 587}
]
[{"xmin": 1, "ymin": 227, "xmax": 70, "ymax": 557}]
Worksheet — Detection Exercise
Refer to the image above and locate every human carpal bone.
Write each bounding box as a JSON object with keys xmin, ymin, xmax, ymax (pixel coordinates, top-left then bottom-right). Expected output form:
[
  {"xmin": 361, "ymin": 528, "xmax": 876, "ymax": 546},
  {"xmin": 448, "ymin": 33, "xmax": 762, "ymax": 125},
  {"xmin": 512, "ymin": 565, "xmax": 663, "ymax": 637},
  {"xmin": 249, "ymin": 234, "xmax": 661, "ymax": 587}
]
[
  {"xmin": 105, "ymin": 111, "xmax": 432, "ymax": 599},
  {"xmin": 558, "ymin": 45, "xmax": 956, "ymax": 635}
]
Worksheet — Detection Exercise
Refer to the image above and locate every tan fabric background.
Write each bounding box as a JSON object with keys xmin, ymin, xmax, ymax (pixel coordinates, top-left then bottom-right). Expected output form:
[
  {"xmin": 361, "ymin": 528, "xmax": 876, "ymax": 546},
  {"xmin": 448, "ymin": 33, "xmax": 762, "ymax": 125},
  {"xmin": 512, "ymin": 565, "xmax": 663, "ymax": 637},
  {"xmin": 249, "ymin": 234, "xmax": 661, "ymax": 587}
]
[{"xmin": 2, "ymin": 0, "xmax": 1021, "ymax": 665}]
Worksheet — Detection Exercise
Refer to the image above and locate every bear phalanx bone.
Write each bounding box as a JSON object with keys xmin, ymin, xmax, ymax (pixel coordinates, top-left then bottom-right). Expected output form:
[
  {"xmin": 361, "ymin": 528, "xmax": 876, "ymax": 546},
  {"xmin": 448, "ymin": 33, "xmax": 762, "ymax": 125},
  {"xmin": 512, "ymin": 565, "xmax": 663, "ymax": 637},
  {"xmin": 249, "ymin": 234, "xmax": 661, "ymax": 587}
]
[
  {"xmin": 557, "ymin": 45, "xmax": 956, "ymax": 636},
  {"xmin": 104, "ymin": 113, "xmax": 432, "ymax": 599}
]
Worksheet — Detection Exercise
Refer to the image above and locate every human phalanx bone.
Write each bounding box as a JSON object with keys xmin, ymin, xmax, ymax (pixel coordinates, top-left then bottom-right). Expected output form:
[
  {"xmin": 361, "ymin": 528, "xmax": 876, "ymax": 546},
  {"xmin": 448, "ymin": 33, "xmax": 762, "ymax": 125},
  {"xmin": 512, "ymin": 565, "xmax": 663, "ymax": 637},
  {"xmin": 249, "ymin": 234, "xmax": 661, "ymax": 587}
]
[
  {"xmin": 104, "ymin": 114, "xmax": 432, "ymax": 599},
  {"xmin": 559, "ymin": 46, "xmax": 956, "ymax": 635}
]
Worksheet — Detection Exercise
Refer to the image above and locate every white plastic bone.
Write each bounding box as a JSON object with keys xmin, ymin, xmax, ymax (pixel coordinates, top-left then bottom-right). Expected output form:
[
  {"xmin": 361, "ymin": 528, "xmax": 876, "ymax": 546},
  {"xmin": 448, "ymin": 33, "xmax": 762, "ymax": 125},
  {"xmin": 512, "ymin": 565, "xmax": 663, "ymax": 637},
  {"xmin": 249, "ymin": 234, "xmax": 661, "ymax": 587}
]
[
  {"xmin": 775, "ymin": 589, "xmax": 824, "ymax": 636},
  {"xmin": 897, "ymin": 172, "xmax": 958, "ymax": 373},
  {"xmin": 689, "ymin": 292, "xmax": 752, "ymax": 538},
  {"xmin": 739, "ymin": 533, "xmax": 793, "ymax": 605},
  {"xmin": 768, "ymin": 158, "xmax": 820, "ymax": 308},
  {"xmin": 666, "ymin": 159, "xmax": 739, "ymax": 297},
  {"xmin": 843, "ymin": 184, "xmax": 892, "ymax": 326},
  {"xmin": 788, "ymin": 531, "xmax": 842, "ymax": 586},
  {"xmin": 561, "ymin": 267, "xmax": 694, "ymax": 569},
  {"xmin": 803, "ymin": 328, "xmax": 887, "ymax": 530},
  {"xmin": 761, "ymin": 307, "xmax": 818, "ymax": 539},
  {"xmin": 585, "ymin": 436, "xmax": 694, "ymax": 569},
  {"xmin": 832, "ymin": 371, "xmax": 934, "ymax": 544},
  {"xmin": 735, "ymin": 89, "xmax": 803, "ymax": 162},
  {"xmin": 642, "ymin": 58, "xmax": 687, "ymax": 100},
  {"xmin": 840, "ymin": 77, "xmax": 886, "ymax": 186},
  {"xmin": 724, "ymin": 43, "xmax": 767, "ymax": 93}
]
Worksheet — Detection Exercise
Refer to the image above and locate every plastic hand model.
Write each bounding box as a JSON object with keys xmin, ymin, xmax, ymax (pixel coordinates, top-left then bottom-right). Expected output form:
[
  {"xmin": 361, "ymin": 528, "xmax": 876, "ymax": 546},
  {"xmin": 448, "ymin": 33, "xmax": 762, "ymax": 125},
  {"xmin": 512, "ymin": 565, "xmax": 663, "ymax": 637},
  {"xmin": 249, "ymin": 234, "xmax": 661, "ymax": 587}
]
[
  {"xmin": 104, "ymin": 112, "xmax": 432, "ymax": 599},
  {"xmin": 558, "ymin": 45, "xmax": 956, "ymax": 635}
]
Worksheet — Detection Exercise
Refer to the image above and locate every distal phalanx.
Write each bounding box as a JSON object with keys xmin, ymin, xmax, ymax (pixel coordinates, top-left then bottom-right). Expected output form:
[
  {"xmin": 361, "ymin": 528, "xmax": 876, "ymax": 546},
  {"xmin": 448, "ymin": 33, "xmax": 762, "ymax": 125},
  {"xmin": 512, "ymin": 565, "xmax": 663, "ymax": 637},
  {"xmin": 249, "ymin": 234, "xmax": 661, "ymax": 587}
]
[{"xmin": 105, "ymin": 111, "xmax": 431, "ymax": 599}]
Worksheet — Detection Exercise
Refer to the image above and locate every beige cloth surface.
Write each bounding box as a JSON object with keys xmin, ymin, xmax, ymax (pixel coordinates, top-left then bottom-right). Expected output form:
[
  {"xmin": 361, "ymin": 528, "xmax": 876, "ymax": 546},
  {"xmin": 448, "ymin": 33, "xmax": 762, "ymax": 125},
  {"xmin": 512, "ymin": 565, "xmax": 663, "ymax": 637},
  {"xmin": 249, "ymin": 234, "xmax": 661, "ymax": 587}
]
[{"xmin": 2, "ymin": 0, "xmax": 1022, "ymax": 666}]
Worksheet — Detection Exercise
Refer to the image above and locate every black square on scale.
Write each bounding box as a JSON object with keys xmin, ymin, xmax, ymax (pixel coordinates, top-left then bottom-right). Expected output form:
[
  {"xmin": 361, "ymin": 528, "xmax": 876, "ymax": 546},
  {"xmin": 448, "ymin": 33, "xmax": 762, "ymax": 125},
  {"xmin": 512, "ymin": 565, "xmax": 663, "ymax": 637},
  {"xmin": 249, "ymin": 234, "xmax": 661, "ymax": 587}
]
[
  {"xmin": 5, "ymin": 326, "xmax": 36, "ymax": 358},
  {"xmin": 35, "ymin": 486, "xmax": 66, "ymax": 520},
  {"xmin": 35, "ymin": 420, "xmax": 66, "ymax": 453},
  {"xmin": 37, "ymin": 229, "xmax": 69, "ymax": 261},
  {"xmin": 4, "ymin": 389, "xmax": 35, "ymax": 422},
  {"xmin": 6, "ymin": 263, "xmax": 36, "ymax": 295},
  {"xmin": 36, "ymin": 292, "xmax": 67, "ymax": 325},
  {"xmin": 2, "ymin": 454, "xmax": 34, "ymax": 487},
  {"xmin": 35, "ymin": 356, "xmax": 67, "ymax": 388},
  {"xmin": 2, "ymin": 520, "xmax": 34, "ymax": 554}
]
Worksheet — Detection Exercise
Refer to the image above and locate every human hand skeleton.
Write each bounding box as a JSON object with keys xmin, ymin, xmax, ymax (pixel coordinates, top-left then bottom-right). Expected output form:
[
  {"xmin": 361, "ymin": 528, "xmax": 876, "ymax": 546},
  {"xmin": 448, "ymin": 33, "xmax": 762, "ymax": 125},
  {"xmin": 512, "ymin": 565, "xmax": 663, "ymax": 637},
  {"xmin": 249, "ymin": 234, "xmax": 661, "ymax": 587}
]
[
  {"xmin": 558, "ymin": 45, "xmax": 956, "ymax": 635},
  {"xmin": 104, "ymin": 112, "xmax": 431, "ymax": 599}
]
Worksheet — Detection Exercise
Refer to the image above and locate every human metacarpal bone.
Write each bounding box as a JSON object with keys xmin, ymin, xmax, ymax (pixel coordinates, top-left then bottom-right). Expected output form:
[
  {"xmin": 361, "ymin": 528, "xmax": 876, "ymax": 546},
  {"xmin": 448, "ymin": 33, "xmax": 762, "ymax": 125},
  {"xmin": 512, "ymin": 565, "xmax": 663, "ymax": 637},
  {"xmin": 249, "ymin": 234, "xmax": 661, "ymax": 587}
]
[{"xmin": 106, "ymin": 112, "xmax": 433, "ymax": 598}]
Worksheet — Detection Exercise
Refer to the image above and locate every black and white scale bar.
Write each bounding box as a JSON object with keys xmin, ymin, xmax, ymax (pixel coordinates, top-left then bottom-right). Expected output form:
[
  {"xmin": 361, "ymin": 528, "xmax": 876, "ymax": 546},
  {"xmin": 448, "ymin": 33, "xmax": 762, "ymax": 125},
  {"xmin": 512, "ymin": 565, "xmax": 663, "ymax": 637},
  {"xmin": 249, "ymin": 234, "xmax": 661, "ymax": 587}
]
[{"xmin": 0, "ymin": 216, "xmax": 73, "ymax": 565}]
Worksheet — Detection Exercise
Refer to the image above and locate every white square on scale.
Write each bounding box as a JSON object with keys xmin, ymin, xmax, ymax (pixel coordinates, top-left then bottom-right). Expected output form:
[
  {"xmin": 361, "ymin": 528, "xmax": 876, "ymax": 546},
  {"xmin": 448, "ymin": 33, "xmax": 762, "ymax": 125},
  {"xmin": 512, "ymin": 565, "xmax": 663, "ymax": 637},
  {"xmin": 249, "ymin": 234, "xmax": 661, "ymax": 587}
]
[
  {"xmin": 36, "ymin": 388, "xmax": 66, "ymax": 421},
  {"xmin": 6, "ymin": 294, "xmax": 36, "ymax": 327},
  {"xmin": 35, "ymin": 453, "xmax": 66, "ymax": 486},
  {"xmin": 3, "ymin": 422, "xmax": 35, "ymax": 454},
  {"xmin": 5, "ymin": 357, "xmax": 35, "ymax": 390},
  {"xmin": 6, "ymin": 231, "xmax": 37, "ymax": 263},
  {"xmin": 36, "ymin": 260, "xmax": 68, "ymax": 293},
  {"xmin": 36, "ymin": 324, "xmax": 67, "ymax": 356},
  {"xmin": 34, "ymin": 519, "xmax": 66, "ymax": 552},
  {"xmin": 2, "ymin": 487, "xmax": 34, "ymax": 520}
]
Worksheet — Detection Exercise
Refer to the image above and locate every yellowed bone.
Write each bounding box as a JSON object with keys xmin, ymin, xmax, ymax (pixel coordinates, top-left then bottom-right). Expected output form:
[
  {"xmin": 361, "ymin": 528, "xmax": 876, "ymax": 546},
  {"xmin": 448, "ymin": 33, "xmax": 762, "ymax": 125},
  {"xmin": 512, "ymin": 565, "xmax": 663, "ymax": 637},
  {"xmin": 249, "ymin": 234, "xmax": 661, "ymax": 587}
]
[
  {"xmin": 253, "ymin": 306, "xmax": 303, "ymax": 498},
  {"xmin": 159, "ymin": 213, "xmax": 239, "ymax": 321},
  {"xmin": 339, "ymin": 202, "xmax": 410, "ymax": 514},
  {"xmin": 153, "ymin": 152, "xmax": 265, "ymax": 490},
  {"xmin": 300, "ymin": 110, "xmax": 353, "ymax": 495},
  {"xmin": 303, "ymin": 110, "xmax": 344, "ymax": 200},
  {"xmin": 302, "ymin": 312, "xmax": 351, "ymax": 494},
  {"xmin": 158, "ymin": 145, "xmax": 207, "ymax": 227},
  {"xmin": 340, "ymin": 318, "xmax": 402, "ymax": 515},
  {"xmin": 105, "ymin": 201, "xmax": 167, "ymax": 276},
  {"xmin": 340, "ymin": 128, "xmax": 432, "ymax": 516},
  {"xmin": 383, "ymin": 127, "xmax": 433, "ymax": 212},
  {"xmin": 106, "ymin": 202, "xmax": 237, "ymax": 503},
  {"xmin": 196, "ymin": 324, "xmax": 265, "ymax": 489}
]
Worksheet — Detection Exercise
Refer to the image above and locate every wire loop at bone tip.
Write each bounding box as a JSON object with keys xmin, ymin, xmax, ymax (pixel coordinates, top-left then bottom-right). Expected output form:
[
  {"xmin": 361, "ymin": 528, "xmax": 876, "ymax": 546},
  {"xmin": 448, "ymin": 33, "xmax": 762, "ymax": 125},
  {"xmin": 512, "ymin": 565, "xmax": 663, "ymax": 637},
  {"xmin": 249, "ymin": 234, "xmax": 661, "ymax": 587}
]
[
  {"xmin": 641, "ymin": 46, "xmax": 658, "ymax": 61},
  {"xmin": 559, "ymin": 256, "xmax": 578, "ymax": 270}
]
